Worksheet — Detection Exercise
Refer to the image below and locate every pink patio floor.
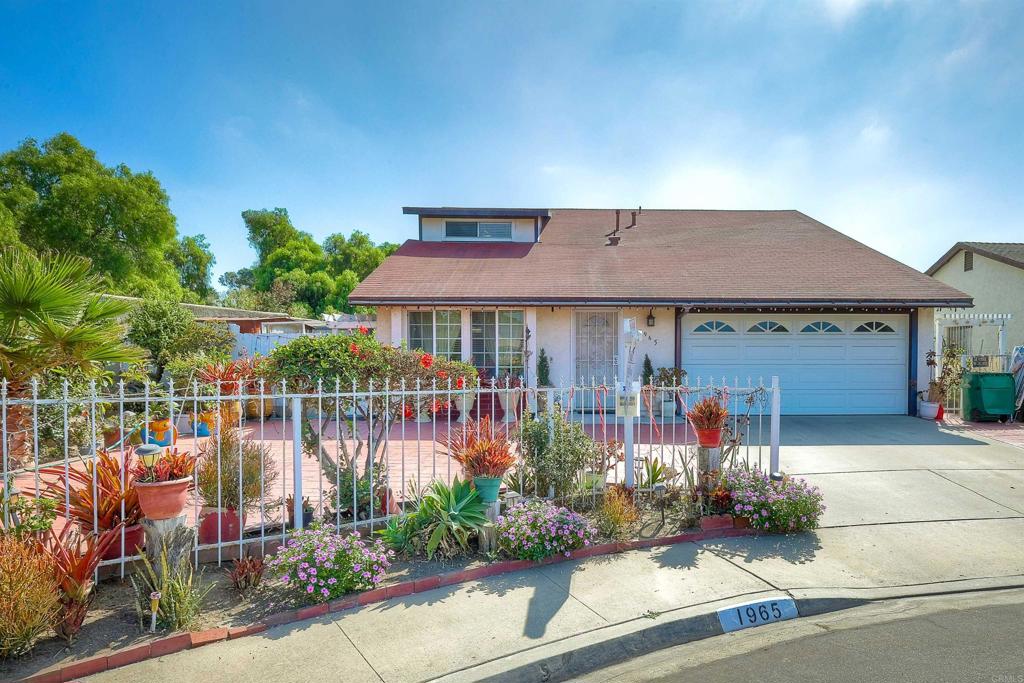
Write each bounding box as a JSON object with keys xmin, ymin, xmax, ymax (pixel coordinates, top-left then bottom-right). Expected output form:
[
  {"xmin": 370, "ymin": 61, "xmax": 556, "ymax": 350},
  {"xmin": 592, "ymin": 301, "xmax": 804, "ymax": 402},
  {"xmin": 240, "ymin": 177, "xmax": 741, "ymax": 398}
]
[{"xmin": 943, "ymin": 414, "xmax": 1024, "ymax": 449}]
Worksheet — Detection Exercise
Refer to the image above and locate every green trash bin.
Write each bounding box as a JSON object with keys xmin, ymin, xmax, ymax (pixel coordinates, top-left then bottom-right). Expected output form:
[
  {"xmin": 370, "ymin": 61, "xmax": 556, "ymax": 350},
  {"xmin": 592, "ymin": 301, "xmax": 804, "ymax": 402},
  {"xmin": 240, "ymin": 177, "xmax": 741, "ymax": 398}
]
[{"xmin": 961, "ymin": 372, "xmax": 1015, "ymax": 423}]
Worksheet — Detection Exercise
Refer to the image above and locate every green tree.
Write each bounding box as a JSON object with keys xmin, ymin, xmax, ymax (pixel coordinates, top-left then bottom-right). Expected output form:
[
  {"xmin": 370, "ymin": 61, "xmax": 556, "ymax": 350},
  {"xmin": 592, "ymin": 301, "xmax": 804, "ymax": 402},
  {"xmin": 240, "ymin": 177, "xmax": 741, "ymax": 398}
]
[
  {"xmin": 126, "ymin": 300, "xmax": 234, "ymax": 379},
  {"xmin": 0, "ymin": 133, "xmax": 187, "ymax": 298},
  {"xmin": 221, "ymin": 209, "xmax": 398, "ymax": 316},
  {"xmin": 170, "ymin": 234, "xmax": 216, "ymax": 302}
]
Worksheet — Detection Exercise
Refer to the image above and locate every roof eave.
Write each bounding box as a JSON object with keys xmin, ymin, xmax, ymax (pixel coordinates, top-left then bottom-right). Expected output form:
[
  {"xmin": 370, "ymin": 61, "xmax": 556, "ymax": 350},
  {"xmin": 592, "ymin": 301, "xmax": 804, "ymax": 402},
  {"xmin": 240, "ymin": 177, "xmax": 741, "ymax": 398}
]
[
  {"xmin": 402, "ymin": 206, "xmax": 551, "ymax": 219},
  {"xmin": 349, "ymin": 296, "xmax": 974, "ymax": 309}
]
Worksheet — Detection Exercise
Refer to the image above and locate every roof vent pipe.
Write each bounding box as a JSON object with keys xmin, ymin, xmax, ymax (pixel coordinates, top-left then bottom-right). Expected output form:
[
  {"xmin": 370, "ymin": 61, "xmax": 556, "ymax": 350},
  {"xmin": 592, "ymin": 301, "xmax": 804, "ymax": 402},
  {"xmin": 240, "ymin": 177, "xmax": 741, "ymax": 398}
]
[
  {"xmin": 630, "ymin": 211, "xmax": 637, "ymax": 227},
  {"xmin": 615, "ymin": 209, "xmax": 620, "ymax": 232}
]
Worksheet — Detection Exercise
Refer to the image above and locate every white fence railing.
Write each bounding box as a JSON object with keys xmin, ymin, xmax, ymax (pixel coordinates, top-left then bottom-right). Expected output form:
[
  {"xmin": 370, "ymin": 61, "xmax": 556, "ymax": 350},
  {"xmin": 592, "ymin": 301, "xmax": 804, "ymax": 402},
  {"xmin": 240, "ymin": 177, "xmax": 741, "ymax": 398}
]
[{"xmin": 0, "ymin": 376, "xmax": 780, "ymax": 572}]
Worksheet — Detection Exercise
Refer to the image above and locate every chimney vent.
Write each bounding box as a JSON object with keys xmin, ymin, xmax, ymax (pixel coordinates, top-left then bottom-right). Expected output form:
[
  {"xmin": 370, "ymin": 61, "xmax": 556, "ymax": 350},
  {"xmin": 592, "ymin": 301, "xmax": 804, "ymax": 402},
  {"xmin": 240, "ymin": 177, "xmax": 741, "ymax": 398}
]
[{"xmin": 615, "ymin": 209, "xmax": 620, "ymax": 232}]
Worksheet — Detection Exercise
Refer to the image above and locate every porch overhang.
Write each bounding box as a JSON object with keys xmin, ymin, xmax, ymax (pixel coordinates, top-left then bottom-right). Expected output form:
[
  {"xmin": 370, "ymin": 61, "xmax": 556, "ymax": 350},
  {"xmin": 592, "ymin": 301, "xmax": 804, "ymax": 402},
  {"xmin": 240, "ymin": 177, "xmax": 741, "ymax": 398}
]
[{"xmin": 350, "ymin": 297, "xmax": 973, "ymax": 309}]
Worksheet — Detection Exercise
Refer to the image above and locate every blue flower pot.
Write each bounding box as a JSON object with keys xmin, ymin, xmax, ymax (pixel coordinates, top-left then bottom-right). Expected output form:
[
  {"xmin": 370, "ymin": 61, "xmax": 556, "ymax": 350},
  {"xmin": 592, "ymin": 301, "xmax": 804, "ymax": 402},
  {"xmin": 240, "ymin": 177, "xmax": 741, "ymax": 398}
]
[{"xmin": 473, "ymin": 476, "xmax": 502, "ymax": 503}]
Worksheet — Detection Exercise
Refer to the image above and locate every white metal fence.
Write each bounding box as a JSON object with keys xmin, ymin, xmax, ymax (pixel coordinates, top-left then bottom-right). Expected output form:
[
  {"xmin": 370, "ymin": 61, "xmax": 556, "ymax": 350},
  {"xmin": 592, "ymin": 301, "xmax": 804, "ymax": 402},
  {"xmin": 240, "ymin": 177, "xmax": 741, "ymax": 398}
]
[{"xmin": 0, "ymin": 375, "xmax": 780, "ymax": 572}]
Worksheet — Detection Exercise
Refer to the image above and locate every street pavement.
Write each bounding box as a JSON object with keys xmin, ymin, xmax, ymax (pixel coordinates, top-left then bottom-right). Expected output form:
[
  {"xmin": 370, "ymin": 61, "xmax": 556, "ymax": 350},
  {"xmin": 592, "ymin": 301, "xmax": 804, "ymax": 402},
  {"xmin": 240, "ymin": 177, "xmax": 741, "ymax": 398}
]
[{"xmin": 86, "ymin": 417, "xmax": 1024, "ymax": 683}]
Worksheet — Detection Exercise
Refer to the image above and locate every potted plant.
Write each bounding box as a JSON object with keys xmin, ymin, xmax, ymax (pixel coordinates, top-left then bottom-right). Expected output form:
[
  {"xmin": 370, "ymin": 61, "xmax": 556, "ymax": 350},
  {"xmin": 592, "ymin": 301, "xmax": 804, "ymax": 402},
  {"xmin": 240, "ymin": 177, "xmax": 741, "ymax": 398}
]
[
  {"xmin": 285, "ymin": 495, "xmax": 315, "ymax": 529},
  {"xmin": 243, "ymin": 356, "xmax": 276, "ymax": 419},
  {"xmin": 654, "ymin": 367, "xmax": 686, "ymax": 417},
  {"xmin": 132, "ymin": 448, "xmax": 198, "ymax": 520},
  {"xmin": 494, "ymin": 374, "xmax": 524, "ymax": 424},
  {"xmin": 444, "ymin": 416, "xmax": 516, "ymax": 503},
  {"xmin": 919, "ymin": 347, "xmax": 965, "ymax": 420},
  {"xmin": 197, "ymin": 358, "xmax": 258, "ymax": 425},
  {"xmin": 196, "ymin": 428, "xmax": 278, "ymax": 545},
  {"xmin": 686, "ymin": 394, "xmax": 729, "ymax": 448},
  {"xmin": 139, "ymin": 403, "xmax": 178, "ymax": 447},
  {"xmin": 39, "ymin": 449, "xmax": 144, "ymax": 560},
  {"xmin": 585, "ymin": 439, "xmax": 622, "ymax": 490}
]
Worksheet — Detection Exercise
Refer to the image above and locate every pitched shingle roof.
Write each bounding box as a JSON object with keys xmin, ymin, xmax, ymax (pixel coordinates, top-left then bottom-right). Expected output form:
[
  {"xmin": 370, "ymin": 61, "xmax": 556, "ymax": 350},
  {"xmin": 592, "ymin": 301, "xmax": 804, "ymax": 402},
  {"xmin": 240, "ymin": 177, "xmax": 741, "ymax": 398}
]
[
  {"xmin": 926, "ymin": 242, "xmax": 1024, "ymax": 276},
  {"xmin": 350, "ymin": 209, "xmax": 971, "ymax": 307}
]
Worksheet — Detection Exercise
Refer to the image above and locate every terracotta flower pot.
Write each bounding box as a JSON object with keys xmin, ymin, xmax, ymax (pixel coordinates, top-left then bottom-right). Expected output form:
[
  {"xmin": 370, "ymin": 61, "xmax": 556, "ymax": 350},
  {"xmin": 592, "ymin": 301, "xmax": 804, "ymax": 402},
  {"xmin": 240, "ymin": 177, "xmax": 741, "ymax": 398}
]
[
  {"xmin": 245, "ymin": 397, "xmax": 275, "ymax": 419},
  {"xmin": 694, "ymin": 427, "xmax": 724, "ymax": 448},
  {"xmin": 198, "ymin": 507, "xmax": 246, "ymax": 545},
  {"xmin": 136, "ymin": 478, "xmax": 192, "ymax": 520},
  {"xmin": 101, "ymin": 524, "xmax": 144, "ymax": 560}
]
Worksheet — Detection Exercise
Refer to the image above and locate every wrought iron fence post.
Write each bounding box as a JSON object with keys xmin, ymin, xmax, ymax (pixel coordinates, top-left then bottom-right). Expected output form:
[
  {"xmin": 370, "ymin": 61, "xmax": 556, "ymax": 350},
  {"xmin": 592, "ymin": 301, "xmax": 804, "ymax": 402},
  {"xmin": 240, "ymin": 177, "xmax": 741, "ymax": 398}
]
[
  {"xmin": 291, "ymin": 394, "xmax": 304, "ymax": 530},
  {"xmin": 624, "ymin": 382, "xmax": 636, "ymax": 489},
  {"xmin": 770, "ymin": 376, "xmax": 781, "ymax": 474}
]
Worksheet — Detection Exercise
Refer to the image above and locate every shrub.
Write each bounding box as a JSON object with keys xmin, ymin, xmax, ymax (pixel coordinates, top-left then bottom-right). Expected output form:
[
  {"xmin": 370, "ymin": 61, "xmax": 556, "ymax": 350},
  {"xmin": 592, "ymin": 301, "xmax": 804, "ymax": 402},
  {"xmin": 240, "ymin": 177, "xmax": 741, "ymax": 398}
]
[
  {"xmin": 131, "ymin": 544, "xmax": 211, "ymax": 632},
  {"xmin": 595, "ymin": 486, "xmax": 639, "ymax": 540},
  {"xmin": 379, "ymin": 477, "xmax": 488, "ymax": 559},
  {"xmin": 127, "ymin": 300, "xmax": 233, "ymax": 378},
  {"xmin": 268, "ymin": 526, "xmax": 393, "ymax": 603},
  {"xmin": 1, "ymin": 484, "xmax": 57, "ymax": 539},
  {"xmin": 0, "ymin": 536, "xmax": 59, "ymax": 658},
  {"xmin": 197, "ymin": 428, "xmax": 278, "ymax": 512},
  {"xmin": 496, "ymin": 500, "xmax": 597, "ymax": 562},
  {"xmin": 722, "ymin": 468, "xmax": 825, "ymax": 533},
  {"xmin": 517, "ymin": 410, "xmax": 597, "ymax": 497},
  {"xmin": 536, "ymin": 348, "xmax": 551, "ymax": 386}
]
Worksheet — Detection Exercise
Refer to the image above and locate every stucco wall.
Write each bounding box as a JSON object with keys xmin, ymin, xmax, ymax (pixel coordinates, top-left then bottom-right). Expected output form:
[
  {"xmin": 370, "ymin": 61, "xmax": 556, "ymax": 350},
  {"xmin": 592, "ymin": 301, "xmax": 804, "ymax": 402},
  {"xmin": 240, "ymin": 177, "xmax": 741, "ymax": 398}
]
[{"xmin": 931, "ymin": 251, "xmax": 1024, "ymax": 352}]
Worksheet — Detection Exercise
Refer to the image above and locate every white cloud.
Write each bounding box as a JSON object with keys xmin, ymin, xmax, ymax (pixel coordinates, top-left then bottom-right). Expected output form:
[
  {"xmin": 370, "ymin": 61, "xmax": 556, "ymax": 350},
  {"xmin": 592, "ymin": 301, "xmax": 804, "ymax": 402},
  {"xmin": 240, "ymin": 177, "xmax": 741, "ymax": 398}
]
[{"xmin": 819, "ymin": 0, "xmax": 889, "ymax": 26}]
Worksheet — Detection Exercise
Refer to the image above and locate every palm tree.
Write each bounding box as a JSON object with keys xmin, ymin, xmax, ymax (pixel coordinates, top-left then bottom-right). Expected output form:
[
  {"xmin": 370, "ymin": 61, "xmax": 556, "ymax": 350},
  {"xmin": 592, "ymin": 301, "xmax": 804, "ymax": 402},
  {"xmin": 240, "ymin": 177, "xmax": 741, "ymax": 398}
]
[{"xmin": 0, "ymin": 249, "xmax": 144, "ymax": 463}]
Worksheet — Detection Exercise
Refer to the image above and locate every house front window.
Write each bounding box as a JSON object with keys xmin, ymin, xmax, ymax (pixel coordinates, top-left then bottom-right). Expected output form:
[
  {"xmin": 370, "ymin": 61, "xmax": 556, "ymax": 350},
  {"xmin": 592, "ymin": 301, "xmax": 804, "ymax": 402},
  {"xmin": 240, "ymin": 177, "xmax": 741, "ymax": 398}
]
[
  {"xmin": 407, "ymin": 310, "xmax": 462, "ymax": 360},
  {"xmin": 471, "ymin": 310, "xmax": 525, "ymax": 380},
  {"xmin": 444, "ymin": 221, "xmax": 512, "ymax": 240}
]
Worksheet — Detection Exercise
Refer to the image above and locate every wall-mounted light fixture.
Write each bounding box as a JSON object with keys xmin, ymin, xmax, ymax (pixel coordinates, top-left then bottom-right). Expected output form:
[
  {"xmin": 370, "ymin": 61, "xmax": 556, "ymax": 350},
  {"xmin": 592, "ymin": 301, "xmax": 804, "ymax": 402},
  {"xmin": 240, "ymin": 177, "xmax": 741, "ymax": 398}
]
[{"xmin": 646, "ymin": 309, "xmax": 656, "ymax": 327}]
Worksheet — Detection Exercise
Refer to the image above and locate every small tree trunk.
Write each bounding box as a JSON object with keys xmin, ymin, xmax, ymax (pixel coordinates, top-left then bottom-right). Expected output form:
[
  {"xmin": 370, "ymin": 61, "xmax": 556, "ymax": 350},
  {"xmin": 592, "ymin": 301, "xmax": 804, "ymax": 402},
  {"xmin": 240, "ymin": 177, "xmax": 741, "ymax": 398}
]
[{"xmin": 477, "ymin": 501, "xmax": 502, "ymax": 555}]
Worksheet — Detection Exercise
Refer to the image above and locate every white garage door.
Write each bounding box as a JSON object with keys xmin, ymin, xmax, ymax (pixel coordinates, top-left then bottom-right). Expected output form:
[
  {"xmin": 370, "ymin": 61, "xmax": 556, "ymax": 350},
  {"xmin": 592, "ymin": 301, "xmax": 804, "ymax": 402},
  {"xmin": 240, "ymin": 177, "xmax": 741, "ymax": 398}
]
[{"xmin": 682, "ymin": 314, "xmax": 908, "ymax": 415}]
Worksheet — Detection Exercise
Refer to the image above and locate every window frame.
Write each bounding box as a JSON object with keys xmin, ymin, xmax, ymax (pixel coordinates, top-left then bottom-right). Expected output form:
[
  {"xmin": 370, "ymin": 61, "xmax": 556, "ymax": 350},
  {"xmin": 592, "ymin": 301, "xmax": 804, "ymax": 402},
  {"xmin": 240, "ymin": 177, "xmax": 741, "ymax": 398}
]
[
  {"xmin": 747, "ymin": 320, "xmax": 790, "ymax": 334},
  {"xmin": 800, "ymin": 321, "xmax": 843, "ymax": 334},
  {"xmin": 406, "ymin": 309, "xmax": 462, "ymax": 361},
  {"xmin": 853, "ymin": 321, "xmax": 896, "ymax": 334},
  {"xmin": 443, "ymin": 220, "xmax": 513, "ymax": 241},
  {"xmin": 470, "ymin": 309, "xmax": 525, "ymax": 379},
  {"xmin": 693, "ymin": 320, "xmax": 736, "ymax": 334}
]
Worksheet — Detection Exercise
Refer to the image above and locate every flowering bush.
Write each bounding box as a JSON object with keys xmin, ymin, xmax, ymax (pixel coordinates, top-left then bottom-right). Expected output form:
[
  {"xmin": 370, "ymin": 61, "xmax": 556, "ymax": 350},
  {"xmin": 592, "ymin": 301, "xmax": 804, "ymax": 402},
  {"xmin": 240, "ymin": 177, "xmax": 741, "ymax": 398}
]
[
  {"xmin": 268, "ymin": 526, "xmax": 393, "ymax": 603},
  {"xmin": 496, "ymin": 500, "xmax": 597, "ymax": 561},
  {"xmin": 722, "ymin": 468, "xmax": 825, "ymax": 533}
]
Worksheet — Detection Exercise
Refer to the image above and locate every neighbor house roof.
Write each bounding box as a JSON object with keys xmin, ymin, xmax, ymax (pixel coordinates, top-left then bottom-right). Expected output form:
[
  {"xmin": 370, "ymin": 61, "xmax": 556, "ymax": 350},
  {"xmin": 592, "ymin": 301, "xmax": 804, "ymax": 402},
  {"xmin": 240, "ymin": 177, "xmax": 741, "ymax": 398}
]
[
  {"xmin": 103, "ymin": 295, "xmax": 316, "ymax": 322},
  {"xmin": 925, "ymin": 242, "xmax": 1024, "ymax": 276},
  {"xmin": 350, "ymin": 209, "xmax": 972, "ymax": 308}
]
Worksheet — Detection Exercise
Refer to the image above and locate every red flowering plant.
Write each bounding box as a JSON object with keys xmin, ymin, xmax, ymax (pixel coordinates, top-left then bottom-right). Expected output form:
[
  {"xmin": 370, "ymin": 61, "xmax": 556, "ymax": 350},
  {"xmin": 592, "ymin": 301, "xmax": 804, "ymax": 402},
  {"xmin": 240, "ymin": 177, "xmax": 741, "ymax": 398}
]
[
  {"xmin": 443, "ymin": 417, "xmax": 516, "ymax": 479},
  {"xmin": 267, "ymin": 332, "xmax": 478, "ymax": 502}
]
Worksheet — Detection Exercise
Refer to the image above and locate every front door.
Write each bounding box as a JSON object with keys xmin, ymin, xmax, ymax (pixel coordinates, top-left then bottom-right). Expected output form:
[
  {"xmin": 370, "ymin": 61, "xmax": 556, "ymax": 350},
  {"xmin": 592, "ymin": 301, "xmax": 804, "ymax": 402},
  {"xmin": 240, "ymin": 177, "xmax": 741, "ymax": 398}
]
[{"xmin": 574, "ymin": 311, "xmax": 619, "ymax": 409}]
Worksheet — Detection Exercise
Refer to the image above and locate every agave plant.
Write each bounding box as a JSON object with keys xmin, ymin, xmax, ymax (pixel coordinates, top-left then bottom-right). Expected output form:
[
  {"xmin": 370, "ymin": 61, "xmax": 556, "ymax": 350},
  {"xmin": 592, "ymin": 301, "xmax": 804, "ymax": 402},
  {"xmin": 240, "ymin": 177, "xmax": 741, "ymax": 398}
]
[
  {"xmin": 44, "ymin": 524, "xmax": 122, "ymax": 643},
  {"xmin": 379, "ymin": 477, "xmax": 488, "ymax": 559},
  {"xmin": 39, "ymin": 448, "xmax": 142, "ymax": 532}
]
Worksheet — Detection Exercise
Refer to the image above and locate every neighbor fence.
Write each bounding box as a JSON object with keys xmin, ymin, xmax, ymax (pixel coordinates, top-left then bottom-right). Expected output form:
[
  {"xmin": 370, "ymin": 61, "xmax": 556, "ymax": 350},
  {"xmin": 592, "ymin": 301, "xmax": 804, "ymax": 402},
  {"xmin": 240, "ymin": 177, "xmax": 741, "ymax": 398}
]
[{"xmin": 0, "ymin": 375, "xmax": 780, "ymax": 572}]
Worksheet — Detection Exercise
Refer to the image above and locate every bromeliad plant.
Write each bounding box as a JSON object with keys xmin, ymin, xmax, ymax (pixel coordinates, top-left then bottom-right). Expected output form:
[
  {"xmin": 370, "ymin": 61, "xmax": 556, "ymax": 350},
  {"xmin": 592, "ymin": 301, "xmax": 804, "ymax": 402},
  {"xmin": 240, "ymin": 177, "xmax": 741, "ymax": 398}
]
[
  {"xmin": 39, "ymin": 448, "xmax": 142, "ymax": 533},
  {"xmin": 686, "ymin": 394, "xmax": 729, "ymax": 448},
  {"xmin": 44, "ymin": 524, "xmax": 122, "ymax": 643},
  {"xmin": 443, "ymin": 417, "xmax": 516, "ymax": 479},
  {"xmin": 131, "ymin": 448, "xmax": 198, "ymax": 483},
  {"xmin": 268, "ymin": 525, "xmax": 393, "ymax": 603},
  {"xmin": 227, "ymin": 554, "xmax": 265, "ymax": 594}
]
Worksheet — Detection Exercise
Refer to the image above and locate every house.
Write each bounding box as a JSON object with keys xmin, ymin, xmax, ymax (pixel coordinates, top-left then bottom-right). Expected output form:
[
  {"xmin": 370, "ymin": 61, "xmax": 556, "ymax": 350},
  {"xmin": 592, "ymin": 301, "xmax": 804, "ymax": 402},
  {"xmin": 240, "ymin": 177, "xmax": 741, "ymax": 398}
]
[
  {"xmin": 105, "ymin": 294, "xmax": 321, "ymax": 334},
  {"xmin": 926, "ymin": 242, "xmax": 1024, "ymax": 357},
  {"xmin": 349, "ymin": 207, "xmax": 971, "ymax": 415}
]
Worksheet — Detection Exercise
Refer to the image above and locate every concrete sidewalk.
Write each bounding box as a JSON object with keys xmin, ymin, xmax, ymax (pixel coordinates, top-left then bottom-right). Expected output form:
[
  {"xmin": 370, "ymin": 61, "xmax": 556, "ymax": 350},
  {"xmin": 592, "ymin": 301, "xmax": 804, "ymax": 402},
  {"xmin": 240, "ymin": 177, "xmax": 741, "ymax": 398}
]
[{"xmin": 86, "ymin": 417, "xmax": 1024, "ymax": 683}]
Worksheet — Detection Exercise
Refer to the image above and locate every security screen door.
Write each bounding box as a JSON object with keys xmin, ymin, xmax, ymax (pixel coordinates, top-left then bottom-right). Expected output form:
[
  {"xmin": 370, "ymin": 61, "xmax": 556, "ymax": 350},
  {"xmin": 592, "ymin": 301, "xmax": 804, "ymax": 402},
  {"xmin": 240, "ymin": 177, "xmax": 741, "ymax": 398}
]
[{"xmin": 574, "ymin": 311, "xmax": 618, "ymax": 410}]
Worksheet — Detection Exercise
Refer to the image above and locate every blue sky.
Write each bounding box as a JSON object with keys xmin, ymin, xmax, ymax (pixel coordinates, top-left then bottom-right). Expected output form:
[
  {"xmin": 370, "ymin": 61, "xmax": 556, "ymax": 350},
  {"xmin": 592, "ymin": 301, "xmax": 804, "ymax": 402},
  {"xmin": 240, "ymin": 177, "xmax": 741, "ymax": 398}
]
[{"xmin": 1, "ymin": 0, "xmax": 1021, "ymax": 284}]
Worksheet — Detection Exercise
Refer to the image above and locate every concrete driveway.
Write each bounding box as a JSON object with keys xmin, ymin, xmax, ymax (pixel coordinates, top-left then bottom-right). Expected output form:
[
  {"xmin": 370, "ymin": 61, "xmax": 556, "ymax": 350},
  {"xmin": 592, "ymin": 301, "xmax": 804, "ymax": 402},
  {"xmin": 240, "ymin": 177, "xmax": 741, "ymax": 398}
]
[{"xmin": 779, "ymin": 416, "xmax": 1024, "ymax": 527}]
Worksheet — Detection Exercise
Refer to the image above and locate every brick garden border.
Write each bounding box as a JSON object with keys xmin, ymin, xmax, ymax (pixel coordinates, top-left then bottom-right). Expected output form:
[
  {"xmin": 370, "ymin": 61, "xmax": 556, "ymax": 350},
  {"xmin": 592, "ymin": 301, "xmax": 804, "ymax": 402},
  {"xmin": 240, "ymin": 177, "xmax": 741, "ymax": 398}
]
[{"xmin": 24, "ymin": 522, "xmax": 753, "ymax": 683}]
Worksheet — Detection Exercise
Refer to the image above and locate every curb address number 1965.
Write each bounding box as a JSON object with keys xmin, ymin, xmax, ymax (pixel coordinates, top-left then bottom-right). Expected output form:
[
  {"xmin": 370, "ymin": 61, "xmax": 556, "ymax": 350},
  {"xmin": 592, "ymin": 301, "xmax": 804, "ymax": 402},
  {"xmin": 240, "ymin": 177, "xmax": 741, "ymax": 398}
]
[{"xmin": 717, "ymin": 597, "xmax": 798, "ymax": 632}]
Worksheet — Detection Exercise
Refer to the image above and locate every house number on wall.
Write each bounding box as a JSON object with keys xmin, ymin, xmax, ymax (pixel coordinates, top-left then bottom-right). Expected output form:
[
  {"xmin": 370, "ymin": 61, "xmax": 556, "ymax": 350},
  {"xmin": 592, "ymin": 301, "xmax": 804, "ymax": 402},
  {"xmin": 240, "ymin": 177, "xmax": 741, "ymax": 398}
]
[{"xmin": 717, "ymin": 597, "xmax": 798, "ymax": 632}]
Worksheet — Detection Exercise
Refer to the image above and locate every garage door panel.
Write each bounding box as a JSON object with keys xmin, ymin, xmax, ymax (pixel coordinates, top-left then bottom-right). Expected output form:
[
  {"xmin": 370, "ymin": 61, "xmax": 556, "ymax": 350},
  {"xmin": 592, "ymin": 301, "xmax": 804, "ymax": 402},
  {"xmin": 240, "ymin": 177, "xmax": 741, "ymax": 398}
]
[
  {"xmin": 683, "ymin": 314, "xmax": 908, "ymax": 415},
  {"xmin": 796, "ymin": 344, "xmax": 847, "ymax": 361}
]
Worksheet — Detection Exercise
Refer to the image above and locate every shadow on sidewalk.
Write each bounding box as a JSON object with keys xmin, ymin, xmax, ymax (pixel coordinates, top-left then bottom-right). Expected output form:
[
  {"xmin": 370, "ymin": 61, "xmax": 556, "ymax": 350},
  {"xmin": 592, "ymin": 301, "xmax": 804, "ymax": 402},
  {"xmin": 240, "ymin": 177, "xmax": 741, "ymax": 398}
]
[{"xmin": 700, "ymin": 532, "xmax": 823, "ymax": 565}]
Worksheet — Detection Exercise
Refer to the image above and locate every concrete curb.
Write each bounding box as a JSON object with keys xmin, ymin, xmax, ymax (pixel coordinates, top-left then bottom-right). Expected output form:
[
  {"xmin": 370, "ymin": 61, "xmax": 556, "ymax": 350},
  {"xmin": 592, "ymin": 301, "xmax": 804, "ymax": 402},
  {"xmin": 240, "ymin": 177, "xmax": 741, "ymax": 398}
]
[
  {"xmin": 20, "ymin": 525, "xmax": 754, "ymax": 683},
  {"xmin": 430, "ymin": 580, "xmax": 1024, "ymax": 683}
]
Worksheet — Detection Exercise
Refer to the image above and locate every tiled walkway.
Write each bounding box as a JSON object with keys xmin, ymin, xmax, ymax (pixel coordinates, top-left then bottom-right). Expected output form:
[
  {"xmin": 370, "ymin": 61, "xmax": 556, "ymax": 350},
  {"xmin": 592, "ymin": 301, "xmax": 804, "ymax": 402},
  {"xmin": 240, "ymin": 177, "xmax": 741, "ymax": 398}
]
[{"xmin": 943, "ymin": 414, "xmax": 1024, "ymax": 449}]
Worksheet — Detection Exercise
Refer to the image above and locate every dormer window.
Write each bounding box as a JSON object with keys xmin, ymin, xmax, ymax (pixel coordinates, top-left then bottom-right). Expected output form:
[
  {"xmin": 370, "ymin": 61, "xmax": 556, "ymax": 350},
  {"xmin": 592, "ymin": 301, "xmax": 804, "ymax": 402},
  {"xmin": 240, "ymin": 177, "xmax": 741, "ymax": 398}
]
[{"xmin": 445, "ymin": 221, "xmax": 512, "ymax": 240}]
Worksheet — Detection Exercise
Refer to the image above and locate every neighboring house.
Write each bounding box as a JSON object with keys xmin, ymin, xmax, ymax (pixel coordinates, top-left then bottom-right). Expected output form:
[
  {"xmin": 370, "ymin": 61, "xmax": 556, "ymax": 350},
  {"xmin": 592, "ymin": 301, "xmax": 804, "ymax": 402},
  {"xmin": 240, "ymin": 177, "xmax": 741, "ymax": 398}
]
[
  {"xmin": 926, "ymin": 242, "xmax": 1024, "ymax": 356},
  {"xmin": 105, "ymin": 295, "xmax": 320, "ymax": 334},
  {"xmin": 349, "ymin": 207, "xmax": 971, "ymax": 415}
]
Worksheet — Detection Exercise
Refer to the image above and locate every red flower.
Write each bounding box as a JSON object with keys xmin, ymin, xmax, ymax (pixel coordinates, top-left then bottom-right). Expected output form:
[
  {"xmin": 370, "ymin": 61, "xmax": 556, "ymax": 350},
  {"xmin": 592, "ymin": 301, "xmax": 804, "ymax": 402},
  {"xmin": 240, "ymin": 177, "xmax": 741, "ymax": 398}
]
[
  {"xmin": 455, "ymin": 376, "xmax": 466, "ymax": 390},
  {"xmin": 349, "ymin": 342, "xmax": 359, "ymax": 354},
  {"xmin": 358, "ymin": 325, "xmax": 369, "ymax": 335},
  {"xmin": 419, "ymin": 353, "xmax": 434, "ymax": 370},
  {"xmin": 436, "ymin": 370, "xmax": 448, "ymax": 381},
  {"xmin": 402, "ymin": 403, "xmax": 415, "ymax": 420}
]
